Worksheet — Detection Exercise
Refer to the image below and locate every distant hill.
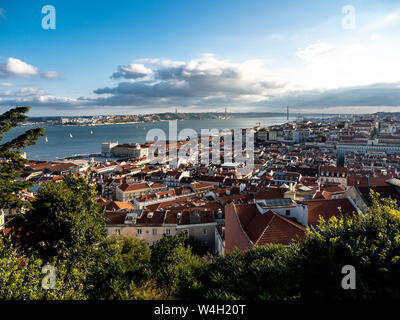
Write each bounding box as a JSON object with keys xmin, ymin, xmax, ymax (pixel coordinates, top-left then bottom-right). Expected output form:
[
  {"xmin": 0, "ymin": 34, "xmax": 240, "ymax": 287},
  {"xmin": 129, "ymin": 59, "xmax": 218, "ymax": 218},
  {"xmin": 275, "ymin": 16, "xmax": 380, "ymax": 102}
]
[{"xmin": 28, "ymin": 112, "xmax": 296, "ymax": 123}]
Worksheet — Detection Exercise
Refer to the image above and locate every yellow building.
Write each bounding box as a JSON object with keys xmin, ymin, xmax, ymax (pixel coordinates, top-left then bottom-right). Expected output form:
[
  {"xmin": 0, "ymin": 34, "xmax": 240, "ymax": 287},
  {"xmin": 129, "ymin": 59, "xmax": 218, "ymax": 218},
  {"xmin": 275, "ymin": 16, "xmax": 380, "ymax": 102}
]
[{"xmin": 115, "ymin": 182, "xmax": 167, "ymax": 202}]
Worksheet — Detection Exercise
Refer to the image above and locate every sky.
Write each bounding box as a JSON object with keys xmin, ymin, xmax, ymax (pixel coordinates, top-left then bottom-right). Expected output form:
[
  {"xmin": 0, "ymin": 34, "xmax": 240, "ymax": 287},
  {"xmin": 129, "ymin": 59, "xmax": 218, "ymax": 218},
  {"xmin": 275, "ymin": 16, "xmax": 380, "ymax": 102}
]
[{"xmin": 1, "ymin": 0, "xmax": 400, "ymax": 116}]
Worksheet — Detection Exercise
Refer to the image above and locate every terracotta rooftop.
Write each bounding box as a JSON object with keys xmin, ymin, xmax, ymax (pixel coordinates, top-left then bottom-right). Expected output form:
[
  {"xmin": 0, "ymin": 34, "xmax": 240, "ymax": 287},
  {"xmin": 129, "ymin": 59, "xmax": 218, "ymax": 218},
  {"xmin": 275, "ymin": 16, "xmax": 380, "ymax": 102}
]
[
  {"xmin": 105, "ymin": 211, "xmax": 127, "ymax": 225},
  {"xmin": 108, "ymin": 201, "xmax": 136, "ymax": 211},
  {"xmin": 321, "ymin": 184, "xmax": 346, "ymax": 193},
  {"xmin": 356, "ymin": 185, "xmax": 400, "ymax": 206},
  {"xmin": 137, "ymin": 211, "xmax": 165, "ymax": 225},
  {"xmin": 179, "ymin": 211, "xmax": 215, "ymax": 225},
  {"xmin": 255, "ymin": 187, "xmax": 287, "ymax": 200},
  {"xmin": 303, "ymin": 198, "xmax": 357, "ymax": 226},
  {"xmin": 233, "ymin": 203, "xmax": 306, "ymax": 246},
  {"xmin": 118, "ymin": 182, "xmax": 166, "ymax": 192},
  {"xmin": 191, "ymin": 182, "xmax": 215, "ymax": 190}
]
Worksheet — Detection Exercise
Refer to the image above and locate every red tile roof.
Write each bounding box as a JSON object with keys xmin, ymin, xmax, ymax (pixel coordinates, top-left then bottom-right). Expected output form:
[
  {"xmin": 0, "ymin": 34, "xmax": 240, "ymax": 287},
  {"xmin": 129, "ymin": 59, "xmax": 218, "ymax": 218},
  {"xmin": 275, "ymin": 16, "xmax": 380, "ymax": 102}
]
[
  {"xmin": 108, "ymin": 201, "xmax": 136, "ymax": 211},
  {"xmin": 255, "ymin": 187, "xmax": 287, "ymax": 199},
  {"xmin": 304, "ymin": 198, "xmax": 357, "ymax": 226},
  {"xmin": 105, "ymin": 211, "xmax": 126, "ymax": 225},
  {"xmin": 118, "ymin": 182, "xmax": 166, "ymax": 192},
  {"xmin": 179, "ymin": 211, "xmax": 215, "ymax": 225},
  {"xmin": 191, "ymin": 182, "xmax": 215, "ymax": 190},
  {"xmin": 118, "ymin": 182, "xmax": 149, "ymax": 192},
  {"xmin": 255, "ymin": 210, "xmax": 306, "ymax": 246},
  {"xmin": 233, "ymin": 203, "xmax": 306, "ymax": 246},
  {"xmin": 137, "ymin": 211, "xmax": 165, "ymax": 225}
]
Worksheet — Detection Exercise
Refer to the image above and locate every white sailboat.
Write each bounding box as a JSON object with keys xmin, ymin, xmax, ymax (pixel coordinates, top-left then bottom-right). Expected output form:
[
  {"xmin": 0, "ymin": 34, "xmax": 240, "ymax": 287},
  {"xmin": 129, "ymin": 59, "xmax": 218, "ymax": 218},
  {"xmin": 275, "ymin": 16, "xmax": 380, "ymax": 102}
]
[
  {"xmin": 90, "ymin": 130, "xmax": 93, "ymax": 135},
  {"xmin": 45, "ymin": 136, "xmax": 48, "ymax": 143},
  {"xmin": 69, "ymin": 133, "xmax": 73, "ymax": 138}
]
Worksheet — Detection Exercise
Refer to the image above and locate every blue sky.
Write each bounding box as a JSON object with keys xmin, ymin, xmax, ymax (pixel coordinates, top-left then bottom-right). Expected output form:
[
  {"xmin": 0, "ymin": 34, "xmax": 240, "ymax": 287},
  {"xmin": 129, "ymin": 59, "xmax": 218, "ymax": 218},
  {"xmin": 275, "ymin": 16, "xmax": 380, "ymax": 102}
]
[{"xmin": 1, "ymin": 0, "xmax": 400, "ymax": 115}]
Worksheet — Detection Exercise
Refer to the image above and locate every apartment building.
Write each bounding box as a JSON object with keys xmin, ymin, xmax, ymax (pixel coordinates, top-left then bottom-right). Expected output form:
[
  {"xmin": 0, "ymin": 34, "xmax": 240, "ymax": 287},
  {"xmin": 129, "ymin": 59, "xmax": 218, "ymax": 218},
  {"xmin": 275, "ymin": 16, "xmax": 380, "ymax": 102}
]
[
  {"xmin": 115, "ymin": 182, "xmax": 167, "ymax": 202},
  {"xmin": 106, "ymin": 209, "xmax": 218, "ymax": 252}
]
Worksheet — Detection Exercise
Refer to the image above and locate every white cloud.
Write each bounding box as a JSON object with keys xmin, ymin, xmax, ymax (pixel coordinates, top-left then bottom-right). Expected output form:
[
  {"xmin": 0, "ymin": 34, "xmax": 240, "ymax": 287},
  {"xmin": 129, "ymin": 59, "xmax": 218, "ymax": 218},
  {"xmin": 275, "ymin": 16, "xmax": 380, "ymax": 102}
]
[
  {"xmin": 136, "ymin": 58, "xmax": 186, "ymax": 68},
  {"xmin": 0, "ymin": 94, "xmax": 85, "ymax": 109},
  {"xmin": 4, "ymin": 8, "xmax": 400, "ymax": 114},
  {"xmin": 364, "ymin": 11, "xmax": 400, "ymax": 32},
  {"xmin": 370, "ymin": 33, "xmax": 382, "ymax": 40},
  {"xmin": 0, "ymin": 57, "xmax": 38, "ymax": 77},
  {"xmin": 0, "ymin": 87, "xmax": 45, "ymax": 97},
  {"xmin": 42, "ymin": 71, "xmax": 61, "ymax": 79},
  {"xmin": 111, "ymin": 63, "xmax": 153, "ymax": 79},
  {"xmin": 93, "ymin": 55, "xmax": 285, "ymax": 108},
  {"xmin": 36, "ymin": 95, "xmax": 77, "ymax": 104},
  {"xmin": 0, "ymin": 90, "xmax": 12, "ymax": 97},
  {"xmin": 0, "ymin": 82, "xmax": 13, "ymax": 87},
  {"xmin": 288, "ymin": 39, "xmax": 400, "ymax": 90},
  {"xmin": 296, "ymin": 42, "xmax": 333, "ymax": 60}
]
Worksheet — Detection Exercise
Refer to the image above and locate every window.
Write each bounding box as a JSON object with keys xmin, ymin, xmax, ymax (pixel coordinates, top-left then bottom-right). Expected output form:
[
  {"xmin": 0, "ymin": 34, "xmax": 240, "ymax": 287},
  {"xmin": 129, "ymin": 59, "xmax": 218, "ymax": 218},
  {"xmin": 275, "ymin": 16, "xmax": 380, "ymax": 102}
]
[
  {"xmin": 115, "ymin": 229, "xmax": 120, "ymax": 235},
  {"xmin": 165, "ymin": 228, "xmax": 171, "ymax": 235},
  {"xmin": 285, "ymin": 210, "xmax": 290, "ymax": 216},
  {"xmin": 136, "ymin": 229, "xmax": 142, "ymax": 236},
  {"xmin": 203, "ymin": 228, "xmax": 207, "ymax": 235},
  {"xmin": 152, "ymin": 229, "xmax": 157, "ymax": 236}
]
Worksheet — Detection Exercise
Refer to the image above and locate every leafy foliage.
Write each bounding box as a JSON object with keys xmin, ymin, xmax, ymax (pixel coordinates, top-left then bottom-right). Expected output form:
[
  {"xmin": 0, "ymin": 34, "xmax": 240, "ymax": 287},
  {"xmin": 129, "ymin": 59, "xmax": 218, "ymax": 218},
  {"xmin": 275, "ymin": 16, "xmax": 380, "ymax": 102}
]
[
  {"xmin": 0, "ymin": 107, "xmax": 44, "ymax": 209},
  {"xmin": 150, "ymin": 234, "xmax": 202, "ymax": 298},
  {"xmin": 297, "ymin": 191, "xmax": 400, "ymax": 300},
  {"xmin": 11, "ymin": 174, "xmax": 107, "ymax": 266},
  {"xmin": 86, "ymin": 235, "xmax": 151, "ymax": 299},
  {"xmin": 0, "ymin": 236, "xmax": 85, "ymax": 299},
  {"xmin": 187, "ymin": 245, "xmax": 300, "ymax": 300}
]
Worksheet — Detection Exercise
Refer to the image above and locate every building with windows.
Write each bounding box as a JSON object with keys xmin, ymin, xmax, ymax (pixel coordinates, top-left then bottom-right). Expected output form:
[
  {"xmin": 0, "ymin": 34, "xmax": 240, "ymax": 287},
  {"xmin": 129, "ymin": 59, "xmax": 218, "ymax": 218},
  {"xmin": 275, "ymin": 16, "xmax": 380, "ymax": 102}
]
[
  {"xmin": 115, "ymin": 182, "xmax": 167, "ymax": 202},
  {"xmin": 318, "ymin": 166, "xmax": 348, "ymax": 187},
  {"xmin": 106, "ymin": 208, "xmax": 218, "ymax": 252}
]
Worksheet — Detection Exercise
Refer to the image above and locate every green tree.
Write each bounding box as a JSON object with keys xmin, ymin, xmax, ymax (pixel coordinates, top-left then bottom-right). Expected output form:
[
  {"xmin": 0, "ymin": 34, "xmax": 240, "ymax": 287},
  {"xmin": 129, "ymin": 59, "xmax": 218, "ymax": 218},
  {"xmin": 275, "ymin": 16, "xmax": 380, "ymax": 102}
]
[
  {"xmin": 185, "ymin": 236, "xmax": 210, "ymax": 256},
  {"xmin": 297, "ymin": 191, "xmax": 400, "ymax": 300},
  {"xmin": 0, "ymin": 236, "xmax": 85, "ymax": 299},
  {"xmin": 0, "ymin": 107, "xmax": 44, "ymax": 210},
  {"xmin": 189, "ymin": 245, "xmax": 300, "ymax": 300},
  {"xmin": 86, "ymin": 235, "xmax": 151, "ymax": 299},
  {"xmin": 150, "ymin": 234, "xmax": 202, "ymax": 298},
  {"xmin": 11, "ymin": 174, "xmax": 106, "ymax": 266}
]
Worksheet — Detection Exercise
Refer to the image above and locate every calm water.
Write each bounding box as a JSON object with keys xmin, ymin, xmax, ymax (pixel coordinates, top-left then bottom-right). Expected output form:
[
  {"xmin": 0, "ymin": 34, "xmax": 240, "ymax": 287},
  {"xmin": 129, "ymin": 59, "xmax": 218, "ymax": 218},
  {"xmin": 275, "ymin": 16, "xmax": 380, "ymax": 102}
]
[{"xmin": 3, "ymin": 117, "xmax": 290, "ymax": 161}]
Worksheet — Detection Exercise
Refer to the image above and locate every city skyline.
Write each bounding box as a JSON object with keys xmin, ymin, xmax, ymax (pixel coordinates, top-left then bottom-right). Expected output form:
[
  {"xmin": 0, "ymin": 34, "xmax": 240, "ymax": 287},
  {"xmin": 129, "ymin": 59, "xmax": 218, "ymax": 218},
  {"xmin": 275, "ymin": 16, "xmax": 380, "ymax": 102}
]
[{"xmin": 1, "ymin": 0, "xmax": 400, "ymax": 116}]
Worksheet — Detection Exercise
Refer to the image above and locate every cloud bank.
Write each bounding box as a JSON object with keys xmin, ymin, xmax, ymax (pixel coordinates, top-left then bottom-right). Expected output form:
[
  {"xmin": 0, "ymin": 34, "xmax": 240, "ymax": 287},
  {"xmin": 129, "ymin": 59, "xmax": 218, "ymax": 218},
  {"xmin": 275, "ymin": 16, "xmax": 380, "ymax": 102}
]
[{"xmin": 2, "ymin": 49, "xmax": 400, "ymax": 113}]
